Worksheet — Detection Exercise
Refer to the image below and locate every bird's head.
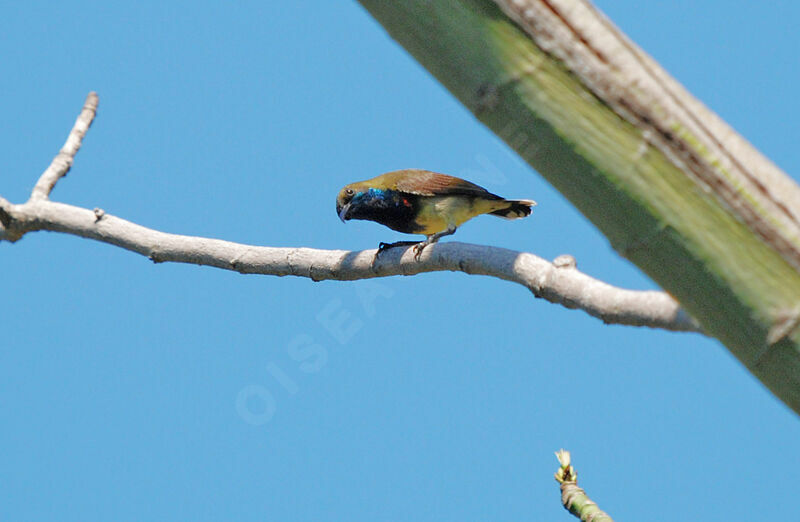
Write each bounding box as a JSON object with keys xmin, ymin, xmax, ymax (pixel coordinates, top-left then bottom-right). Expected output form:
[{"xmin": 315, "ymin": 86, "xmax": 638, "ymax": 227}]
[{"xmin": 336, "ymin": 182, "xmax": 368, "ymax": 222}]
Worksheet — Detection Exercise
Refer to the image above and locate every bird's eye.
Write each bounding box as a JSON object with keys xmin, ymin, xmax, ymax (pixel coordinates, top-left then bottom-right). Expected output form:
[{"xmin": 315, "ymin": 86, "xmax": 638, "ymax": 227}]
[{"xmin": 345, "ymin": 188, "xmax": 354, "ymax": 196}]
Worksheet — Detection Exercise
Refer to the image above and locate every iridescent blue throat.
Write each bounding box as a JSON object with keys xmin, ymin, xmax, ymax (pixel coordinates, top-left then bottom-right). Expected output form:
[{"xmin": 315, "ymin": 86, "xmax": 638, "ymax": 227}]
[
  {"xmin": 347, "ymin": 188, "xmax": 422, "ymax": 234},
  {"xmin": 352, "ymin": 188, "xmax": 391, "ymax": 206}
]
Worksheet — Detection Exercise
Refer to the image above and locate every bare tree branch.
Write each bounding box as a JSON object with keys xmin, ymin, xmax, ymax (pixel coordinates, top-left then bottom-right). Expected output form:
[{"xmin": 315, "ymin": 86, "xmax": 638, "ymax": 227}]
[
  {"xmin": 0, "ymin": 197, "xmax": 699, "ymax": 332},
  {"xmin": 30, "ymin": 92, "xmax": 98, "ymax": 201},
  {"xmin": 0, "ymin": 92, "xmax": 700, "ymax": 334}
]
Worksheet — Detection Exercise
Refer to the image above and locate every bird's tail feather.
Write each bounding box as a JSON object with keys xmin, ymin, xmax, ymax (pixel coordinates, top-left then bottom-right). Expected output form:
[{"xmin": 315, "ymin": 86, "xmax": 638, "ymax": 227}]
[{"xmin": 489, "ymin": 199, "xmax": 537, "ymax": 219}]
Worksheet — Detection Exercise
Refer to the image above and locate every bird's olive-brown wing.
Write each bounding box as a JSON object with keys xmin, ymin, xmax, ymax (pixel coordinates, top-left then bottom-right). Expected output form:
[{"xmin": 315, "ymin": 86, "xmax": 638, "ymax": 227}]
[{"xmin": 392, "ymin": 169, "xmax": 500, "ymax": 199}]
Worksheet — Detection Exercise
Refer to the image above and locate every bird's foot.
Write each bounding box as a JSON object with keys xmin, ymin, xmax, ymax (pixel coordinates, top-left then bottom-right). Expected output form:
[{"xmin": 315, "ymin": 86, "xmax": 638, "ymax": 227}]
[
  {"xmin": 374, "ymin": 241, "xmax": 419, "ymax": 262},
  {"xmin": 412, "ymin": 242, "xmax": 427, "ymax": 261},
  {"xmin": 411, "ymin": 227, "xmax": 454, "ymax": 260}
]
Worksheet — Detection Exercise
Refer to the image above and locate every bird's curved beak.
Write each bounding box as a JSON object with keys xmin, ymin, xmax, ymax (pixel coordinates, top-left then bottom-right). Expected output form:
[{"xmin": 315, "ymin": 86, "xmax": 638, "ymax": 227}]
[{"xmin": 337, "ymin": 203, "xmax": 351, "ymax": 223}]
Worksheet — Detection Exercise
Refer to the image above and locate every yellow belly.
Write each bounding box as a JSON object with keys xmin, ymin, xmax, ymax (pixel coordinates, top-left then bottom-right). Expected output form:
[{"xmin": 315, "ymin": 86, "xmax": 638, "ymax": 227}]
[{"xmin": 413, "ymin": 196, "xmax": 505, "ymax": 235}]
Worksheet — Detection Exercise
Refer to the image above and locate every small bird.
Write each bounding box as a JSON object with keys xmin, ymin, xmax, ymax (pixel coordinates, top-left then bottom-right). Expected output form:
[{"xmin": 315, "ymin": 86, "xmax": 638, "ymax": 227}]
[{"xmin": 336, "ymin": 169, "xmax": 536, "ymax": 259}]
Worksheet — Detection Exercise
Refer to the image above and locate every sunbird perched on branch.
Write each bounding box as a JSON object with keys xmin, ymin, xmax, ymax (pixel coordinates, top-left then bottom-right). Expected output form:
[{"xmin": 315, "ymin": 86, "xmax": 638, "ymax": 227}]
[{"xmin": 336, "ymin": 169, "xmax": 536, "ymax": 259}]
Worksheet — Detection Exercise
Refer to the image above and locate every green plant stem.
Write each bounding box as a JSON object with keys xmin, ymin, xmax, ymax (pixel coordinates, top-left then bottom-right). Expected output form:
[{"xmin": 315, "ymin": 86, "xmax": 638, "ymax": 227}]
[{"xmin": 357, "ymin": 0, "xmax": 800, "ymax": 414}]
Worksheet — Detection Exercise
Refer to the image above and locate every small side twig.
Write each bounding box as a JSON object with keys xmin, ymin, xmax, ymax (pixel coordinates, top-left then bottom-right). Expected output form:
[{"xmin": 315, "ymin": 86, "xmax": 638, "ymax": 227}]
[
  {"xmin": 30, "ymin": 91, "xmax": 99, "ymax": 201},
  {"xmin": 554, "ymin": 450, "xmax": 613, "ymax": 522}
]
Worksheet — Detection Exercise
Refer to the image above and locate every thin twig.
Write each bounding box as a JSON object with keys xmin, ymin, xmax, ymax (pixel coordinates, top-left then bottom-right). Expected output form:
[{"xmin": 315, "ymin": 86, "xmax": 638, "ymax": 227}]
[
  {"xmin": 554, "ymin": 450, "xmax": 614, "ymax": 522},
  {"xmin": 30, "ymin": 92, "xmax": 99, "ymax": 201}
]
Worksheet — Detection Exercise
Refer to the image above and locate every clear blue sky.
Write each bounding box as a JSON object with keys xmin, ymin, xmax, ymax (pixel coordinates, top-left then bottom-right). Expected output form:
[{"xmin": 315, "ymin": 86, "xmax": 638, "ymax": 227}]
[{"xmin": 2, "ymin": 1, "xmax": 799, "ymax": 520}]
